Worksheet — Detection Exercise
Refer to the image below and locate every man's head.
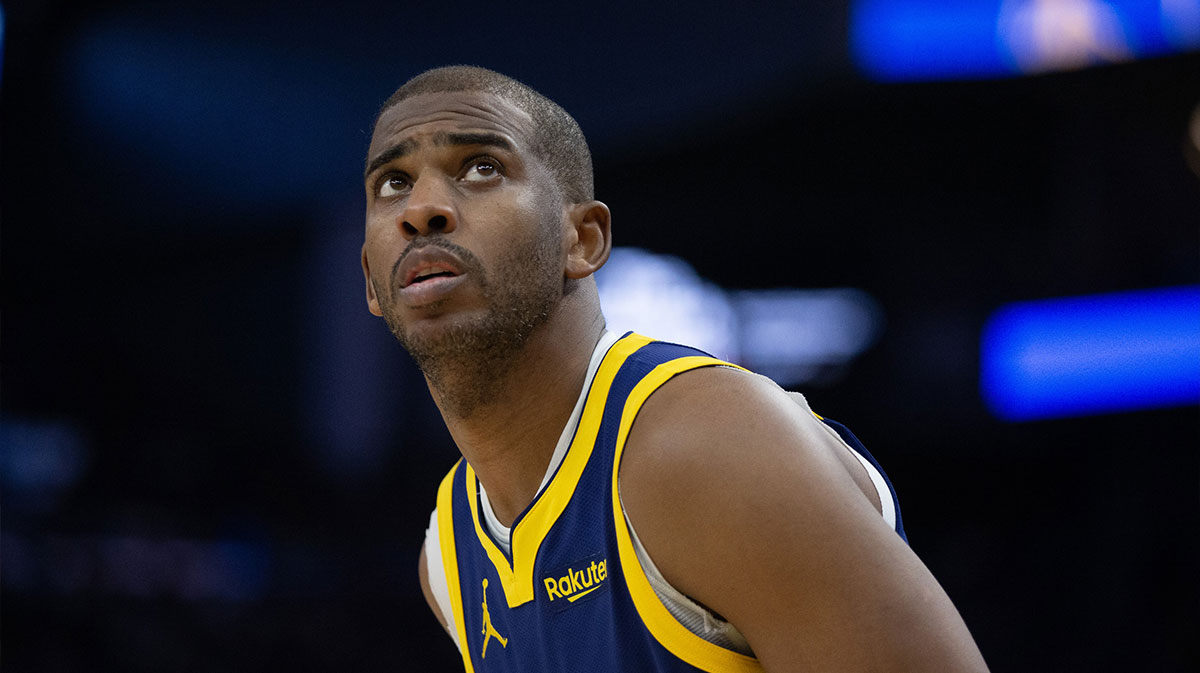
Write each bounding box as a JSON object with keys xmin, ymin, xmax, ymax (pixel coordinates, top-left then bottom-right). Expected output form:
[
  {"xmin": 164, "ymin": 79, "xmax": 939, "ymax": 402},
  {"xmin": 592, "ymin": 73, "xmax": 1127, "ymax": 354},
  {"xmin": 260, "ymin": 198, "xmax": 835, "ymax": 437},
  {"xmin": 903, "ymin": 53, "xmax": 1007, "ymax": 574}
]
[
  {"xmin": 375, "ymin": 65, "xmax": 594, "ymax": 204},
  {"xmin": 361, "ymin": 66, "xmax": 610, "ymax": 412}
]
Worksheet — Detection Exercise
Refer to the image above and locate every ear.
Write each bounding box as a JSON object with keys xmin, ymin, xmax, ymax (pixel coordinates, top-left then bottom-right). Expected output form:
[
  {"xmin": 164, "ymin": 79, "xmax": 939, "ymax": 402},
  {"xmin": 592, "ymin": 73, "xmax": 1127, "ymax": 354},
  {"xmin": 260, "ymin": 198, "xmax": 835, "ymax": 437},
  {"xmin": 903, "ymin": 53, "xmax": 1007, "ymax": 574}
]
[
  {"xmin": 564, "ymin": 200, "xmax": 612, "ymax": 280},
  {"xmin": 362, "ymin": 246, "xmax": 383, "ymax": 316}
]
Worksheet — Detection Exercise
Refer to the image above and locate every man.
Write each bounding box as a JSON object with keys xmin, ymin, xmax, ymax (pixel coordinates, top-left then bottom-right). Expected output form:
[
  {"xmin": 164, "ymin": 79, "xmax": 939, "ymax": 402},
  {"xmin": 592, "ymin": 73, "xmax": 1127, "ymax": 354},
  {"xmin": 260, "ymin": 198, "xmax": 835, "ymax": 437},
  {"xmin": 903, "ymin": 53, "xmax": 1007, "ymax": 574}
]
[{"xmin": 361, "ymin": 65, "xmax": 989, "ymax": 672}]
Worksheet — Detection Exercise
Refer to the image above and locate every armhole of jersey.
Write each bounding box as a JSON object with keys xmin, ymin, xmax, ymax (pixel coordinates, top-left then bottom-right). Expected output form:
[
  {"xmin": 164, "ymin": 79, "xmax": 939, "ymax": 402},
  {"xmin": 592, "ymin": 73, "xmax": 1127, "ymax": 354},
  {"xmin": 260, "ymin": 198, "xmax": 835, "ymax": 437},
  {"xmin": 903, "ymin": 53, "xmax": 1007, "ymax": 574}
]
[
  {"xmin": 622, "ymin": 509, "xmax": 755, "ymax": 655},
  {"xmin": 611, "ymin": 356, "xmax": 765, "ymax": 673},
  {"xmin": 786, "ymin": 390, "xmax": 897, "ymax": 531},
  {"xmin": 423, "ymin": 508, "xmax": 460, "ymax": 651},
  {"xmin": 842, "ymin": 443, "xmax": 896, "ymax": 530},
  {"xmin": 435, "ymin": 461, "xmax": 476, "ymax": 672},
  {"xmin": 808, "ymin": 416, "xmax": 897, "ymax": 530}
]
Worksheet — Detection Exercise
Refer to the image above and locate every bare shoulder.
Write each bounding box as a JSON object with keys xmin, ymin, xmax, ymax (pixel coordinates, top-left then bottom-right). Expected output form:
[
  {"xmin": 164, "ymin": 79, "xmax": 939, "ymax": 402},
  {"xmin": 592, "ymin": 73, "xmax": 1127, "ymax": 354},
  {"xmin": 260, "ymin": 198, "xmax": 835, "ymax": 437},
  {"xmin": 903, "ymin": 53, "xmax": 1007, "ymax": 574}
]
[
  {"xmin": 620, "ymin": 364, "xmax": 862, "ymax": 485},
  {"xmin": 619, "ymin": 365, "xmax": 988, "ymax": 672},
  {"xmin": 619, "ymin": 366, "xmax": 874, "ymax": 541},
  {"xmin": 618, "ymin": 366, "xmax": 884, "ymax": 599}
]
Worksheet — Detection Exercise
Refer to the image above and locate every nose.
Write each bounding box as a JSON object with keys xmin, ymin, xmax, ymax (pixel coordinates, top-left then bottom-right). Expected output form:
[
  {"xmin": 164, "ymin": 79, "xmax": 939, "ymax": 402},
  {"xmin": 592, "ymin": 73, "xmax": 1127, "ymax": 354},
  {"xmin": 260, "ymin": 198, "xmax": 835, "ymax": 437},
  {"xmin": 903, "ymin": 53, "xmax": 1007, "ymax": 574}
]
[{"xmin": 398, "ymin": 175, "xmax": 458, "ymax": 239}]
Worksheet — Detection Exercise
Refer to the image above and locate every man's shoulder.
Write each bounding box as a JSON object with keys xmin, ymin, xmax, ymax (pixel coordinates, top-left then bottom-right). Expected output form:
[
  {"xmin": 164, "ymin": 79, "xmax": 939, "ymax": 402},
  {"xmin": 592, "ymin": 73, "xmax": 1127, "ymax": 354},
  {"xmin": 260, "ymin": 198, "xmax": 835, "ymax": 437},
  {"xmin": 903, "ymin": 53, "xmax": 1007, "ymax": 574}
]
[
  {"xmin": 615, "ymin": 363, "xmax": 899, "ymax": 632},
  {"xmin": 621, "ymin": 363, "xmax": 808, "ymax": 467},
  {"xmin": 616, "ymin": 362, "xmax": 852, "ymax": 547}
]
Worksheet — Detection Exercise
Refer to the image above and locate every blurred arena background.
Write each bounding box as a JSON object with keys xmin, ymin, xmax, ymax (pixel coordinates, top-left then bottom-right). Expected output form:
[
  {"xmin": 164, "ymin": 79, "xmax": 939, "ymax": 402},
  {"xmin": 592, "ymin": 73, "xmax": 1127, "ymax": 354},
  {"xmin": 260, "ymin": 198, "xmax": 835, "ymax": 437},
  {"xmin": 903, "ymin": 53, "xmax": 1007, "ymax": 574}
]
[{"xmin": 2, "ymin": 0, "xmax": 1198, "ymax": 670}]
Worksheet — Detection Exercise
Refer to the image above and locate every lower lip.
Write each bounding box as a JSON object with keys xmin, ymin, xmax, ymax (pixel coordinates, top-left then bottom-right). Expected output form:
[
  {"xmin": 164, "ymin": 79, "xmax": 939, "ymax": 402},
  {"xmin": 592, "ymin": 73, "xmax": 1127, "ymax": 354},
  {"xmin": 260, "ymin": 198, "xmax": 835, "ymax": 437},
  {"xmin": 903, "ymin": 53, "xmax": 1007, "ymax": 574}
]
[{"xmin": 399, "ymin": 274, "xmax": 469, "ymax": 306}]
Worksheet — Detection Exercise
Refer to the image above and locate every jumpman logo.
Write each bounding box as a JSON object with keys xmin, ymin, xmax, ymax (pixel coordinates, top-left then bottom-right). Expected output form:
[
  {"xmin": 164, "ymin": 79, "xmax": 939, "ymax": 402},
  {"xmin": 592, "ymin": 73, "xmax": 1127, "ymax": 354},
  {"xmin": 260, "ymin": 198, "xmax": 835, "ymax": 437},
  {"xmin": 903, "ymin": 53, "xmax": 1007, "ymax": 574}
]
[{"xmin": 480, "ymin": 578, "xmax": 508, "ymax": 658}]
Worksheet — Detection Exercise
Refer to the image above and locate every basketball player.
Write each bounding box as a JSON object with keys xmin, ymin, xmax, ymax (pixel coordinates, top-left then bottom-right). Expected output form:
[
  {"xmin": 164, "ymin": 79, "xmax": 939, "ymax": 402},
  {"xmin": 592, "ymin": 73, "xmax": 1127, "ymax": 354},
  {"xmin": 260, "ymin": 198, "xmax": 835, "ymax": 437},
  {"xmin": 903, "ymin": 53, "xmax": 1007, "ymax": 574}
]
[{"xmin": 361, "ymin": 66, "xmax": 989, "ymax": 672}]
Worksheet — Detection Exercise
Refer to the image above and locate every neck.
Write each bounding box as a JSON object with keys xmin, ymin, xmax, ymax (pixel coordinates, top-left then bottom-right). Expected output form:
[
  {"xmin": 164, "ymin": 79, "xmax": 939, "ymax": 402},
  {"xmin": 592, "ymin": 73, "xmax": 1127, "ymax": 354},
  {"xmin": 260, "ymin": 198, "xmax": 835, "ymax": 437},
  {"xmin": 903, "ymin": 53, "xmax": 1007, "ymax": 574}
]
[{"xmin": 428, "ymin": 295, "xmax": 605, "ymax": 527}]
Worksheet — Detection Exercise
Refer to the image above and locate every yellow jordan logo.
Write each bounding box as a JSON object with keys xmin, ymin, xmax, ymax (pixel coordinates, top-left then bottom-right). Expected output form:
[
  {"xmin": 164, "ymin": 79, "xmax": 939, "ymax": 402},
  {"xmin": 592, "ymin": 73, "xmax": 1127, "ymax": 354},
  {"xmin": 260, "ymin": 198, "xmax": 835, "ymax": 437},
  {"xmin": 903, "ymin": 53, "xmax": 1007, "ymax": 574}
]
[{"xmin": 480, "ymin": 578, "xmax": 508, "ymax": 659}]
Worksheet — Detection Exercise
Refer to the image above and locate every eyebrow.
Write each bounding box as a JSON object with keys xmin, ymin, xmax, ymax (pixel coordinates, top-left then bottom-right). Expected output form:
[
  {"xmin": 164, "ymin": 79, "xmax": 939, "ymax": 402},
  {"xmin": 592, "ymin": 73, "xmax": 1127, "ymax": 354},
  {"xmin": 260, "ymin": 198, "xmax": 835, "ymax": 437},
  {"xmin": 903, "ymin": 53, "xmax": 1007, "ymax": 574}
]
[
  {"xmin": 363, "ymin": 139, "xmax": 416, "ymax": 180},
  {"xmin": 363, "ymin": 132, "xmax": 514, "ymax": 180}
]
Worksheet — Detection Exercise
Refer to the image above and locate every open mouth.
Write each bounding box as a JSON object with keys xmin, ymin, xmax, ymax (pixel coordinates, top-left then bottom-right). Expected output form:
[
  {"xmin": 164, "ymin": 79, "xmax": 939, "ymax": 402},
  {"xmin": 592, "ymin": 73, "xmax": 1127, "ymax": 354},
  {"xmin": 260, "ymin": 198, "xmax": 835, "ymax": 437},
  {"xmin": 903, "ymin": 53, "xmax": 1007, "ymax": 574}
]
[
  {"xmin": 396, "ymin": 246, "xmax": 468, "ymax": 291},
  {"xmin": 411, "ymin": 269, "xmax": 457, "ymax": 284},
  {"xmin": 404, "ymin": 263, "xmax": 462, "ymax": 288}
]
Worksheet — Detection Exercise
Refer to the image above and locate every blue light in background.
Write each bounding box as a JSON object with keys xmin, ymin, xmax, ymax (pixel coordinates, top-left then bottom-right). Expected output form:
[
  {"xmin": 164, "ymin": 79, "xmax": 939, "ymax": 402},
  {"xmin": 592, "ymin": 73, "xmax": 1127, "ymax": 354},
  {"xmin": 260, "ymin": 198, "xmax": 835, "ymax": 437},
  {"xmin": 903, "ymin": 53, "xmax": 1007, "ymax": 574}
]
[
  {"xmin": 981, "ymin": 286, "xmax": 1200, "ymax": 421},
  {"xmin": 852, "ymin": 0, "xmax": 1200, "ymax": 82},
  {"xmin": 0, "ymin": 417, "xmax": 90, "ymax": 515},
  {"xmin": 851, "ymin": 0, "xmax": 1011, "ymax": 81}
]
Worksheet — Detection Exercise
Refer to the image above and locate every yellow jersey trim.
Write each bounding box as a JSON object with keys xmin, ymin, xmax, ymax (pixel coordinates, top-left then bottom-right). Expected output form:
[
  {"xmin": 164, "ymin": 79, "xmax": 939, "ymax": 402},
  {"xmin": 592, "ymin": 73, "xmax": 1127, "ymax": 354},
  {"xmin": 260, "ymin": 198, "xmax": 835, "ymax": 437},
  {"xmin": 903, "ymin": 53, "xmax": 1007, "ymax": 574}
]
[
  {"xmin": 436, "ymin": 460, "xmax": 476, "ymax": 673},
  {"xmin": 611, "ymin": 356, "xmax": 765, "ymax": 673},
  {"xmin": 466, "ymin": 333, "xmax": 656, "ymax": 608}
]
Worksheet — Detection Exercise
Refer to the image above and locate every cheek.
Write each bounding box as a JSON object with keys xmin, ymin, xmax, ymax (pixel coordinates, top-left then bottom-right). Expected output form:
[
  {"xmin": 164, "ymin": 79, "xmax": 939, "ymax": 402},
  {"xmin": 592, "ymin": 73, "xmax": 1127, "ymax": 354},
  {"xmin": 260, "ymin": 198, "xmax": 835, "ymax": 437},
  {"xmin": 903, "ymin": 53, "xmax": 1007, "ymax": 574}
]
[
  {"xmin": 362, "ymin": 223, "xmax": 398, "ymax": 281},
  {"xmin": 461, "ymin": 197, "xmax": 530, "ymax": 246},
  {"xmin": 500, "ymin": 189, "xmax": 562, "ymax": 240},
  {"xmin": 365, "ymin": 207, "xmax": 398, "ymax": 239},
  {"xmin": 491, "ymin": 215, "xmax": 557, "ymax": 266}
]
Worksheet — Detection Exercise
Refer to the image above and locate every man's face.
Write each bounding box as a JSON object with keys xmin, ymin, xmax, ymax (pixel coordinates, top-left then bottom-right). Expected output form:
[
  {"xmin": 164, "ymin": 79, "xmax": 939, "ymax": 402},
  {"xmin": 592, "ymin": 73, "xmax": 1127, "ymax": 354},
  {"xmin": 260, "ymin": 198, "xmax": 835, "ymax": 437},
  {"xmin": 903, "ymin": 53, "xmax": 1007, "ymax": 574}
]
[{"xmin": 361, "ymin": 90, "xmax": 566, "ymax": 373}]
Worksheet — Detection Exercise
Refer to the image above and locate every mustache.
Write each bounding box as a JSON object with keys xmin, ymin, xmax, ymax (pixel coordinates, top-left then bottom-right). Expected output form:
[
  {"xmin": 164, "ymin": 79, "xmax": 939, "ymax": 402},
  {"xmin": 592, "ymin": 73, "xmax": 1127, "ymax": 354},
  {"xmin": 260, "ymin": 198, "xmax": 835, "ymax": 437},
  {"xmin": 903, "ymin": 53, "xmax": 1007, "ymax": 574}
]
[{"xmin": 389, "ymin": 236, "xmax": 485, "ymax": 289}]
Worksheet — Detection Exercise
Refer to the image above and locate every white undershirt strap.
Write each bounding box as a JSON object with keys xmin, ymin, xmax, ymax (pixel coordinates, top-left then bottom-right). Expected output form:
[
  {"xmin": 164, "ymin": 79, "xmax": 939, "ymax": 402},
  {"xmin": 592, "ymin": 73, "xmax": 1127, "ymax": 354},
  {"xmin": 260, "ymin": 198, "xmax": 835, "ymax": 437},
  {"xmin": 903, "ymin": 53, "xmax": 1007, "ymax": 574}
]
[{"xmin": 422, "ymin": 509, "xmax": 459, "ymax": 650}]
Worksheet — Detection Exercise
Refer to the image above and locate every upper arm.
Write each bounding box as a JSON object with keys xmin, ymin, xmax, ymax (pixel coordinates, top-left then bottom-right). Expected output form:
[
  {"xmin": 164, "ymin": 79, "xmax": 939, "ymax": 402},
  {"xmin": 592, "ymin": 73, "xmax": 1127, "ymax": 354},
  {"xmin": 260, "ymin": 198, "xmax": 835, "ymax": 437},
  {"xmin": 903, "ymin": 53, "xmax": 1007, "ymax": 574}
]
[{"xmin": 619, "ymin": 367, "xmax": 988, "ymax": 673}]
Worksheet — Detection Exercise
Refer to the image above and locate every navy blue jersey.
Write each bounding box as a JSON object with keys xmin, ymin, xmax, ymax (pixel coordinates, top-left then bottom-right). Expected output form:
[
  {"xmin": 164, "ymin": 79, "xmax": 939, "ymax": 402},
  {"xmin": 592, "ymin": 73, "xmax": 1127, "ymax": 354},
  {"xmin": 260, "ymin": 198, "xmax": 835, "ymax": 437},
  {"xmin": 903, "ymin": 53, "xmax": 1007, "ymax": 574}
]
[{"xmin": 433, "ymin": 333, "xmax": 905, "ymax": 672}]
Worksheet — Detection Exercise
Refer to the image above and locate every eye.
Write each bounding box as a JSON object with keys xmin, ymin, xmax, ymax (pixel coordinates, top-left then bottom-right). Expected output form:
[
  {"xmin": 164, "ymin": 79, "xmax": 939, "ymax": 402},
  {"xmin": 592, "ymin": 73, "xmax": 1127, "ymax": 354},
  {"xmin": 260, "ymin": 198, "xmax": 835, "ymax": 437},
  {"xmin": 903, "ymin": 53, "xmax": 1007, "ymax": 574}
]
[
  {"xmin": 462, "ymin": 158, "xmax": 500, "ymax": 183},
  {"xmin": 377, "ymin": 174, "xmax": 410, "ymax": 198}
]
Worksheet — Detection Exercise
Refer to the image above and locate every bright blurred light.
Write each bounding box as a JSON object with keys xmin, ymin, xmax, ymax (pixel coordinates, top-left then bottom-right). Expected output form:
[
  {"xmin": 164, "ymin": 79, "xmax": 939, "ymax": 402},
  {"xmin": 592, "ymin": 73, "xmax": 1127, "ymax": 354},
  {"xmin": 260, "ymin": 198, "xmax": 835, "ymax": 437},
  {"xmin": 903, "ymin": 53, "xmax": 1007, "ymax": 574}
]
[
  {"xmin": 851, "ymin": 0, "xmax": 1008, "ymax": 81},
  {"xmin": 597, "ymin": 248, "xmax": 739, "ymax": 361},
  {"xmin": 998, "ymin": 0, "xmax": 1133, "ymax": 73},
  {"xmin": 852, "ymin": 0, "xmax": 1200, "ymax": 81},
  {"xmin": 595, "ymin": 248, "xmax": 883, "ymax": 385},
  {"xmin": 738, "ymin": 289, "xmax": 884, "ymax": 384},
  {"xmin": 1163, "ymin": 0, "xmax": 1200, "ymax": 46},
  {"xmin": 981, "ymin": 286, "xmax": 1200, "ymax": 421}
]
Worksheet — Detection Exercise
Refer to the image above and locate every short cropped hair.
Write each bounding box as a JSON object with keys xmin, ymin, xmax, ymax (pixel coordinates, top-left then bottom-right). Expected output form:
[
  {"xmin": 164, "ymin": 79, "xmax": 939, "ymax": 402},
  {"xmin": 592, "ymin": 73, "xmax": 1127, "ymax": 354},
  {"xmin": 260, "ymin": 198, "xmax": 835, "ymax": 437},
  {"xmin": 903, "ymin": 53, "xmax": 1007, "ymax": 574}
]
[{"xmin": 377, "ymin": 66, "xmax": 594, "ymax": 203}]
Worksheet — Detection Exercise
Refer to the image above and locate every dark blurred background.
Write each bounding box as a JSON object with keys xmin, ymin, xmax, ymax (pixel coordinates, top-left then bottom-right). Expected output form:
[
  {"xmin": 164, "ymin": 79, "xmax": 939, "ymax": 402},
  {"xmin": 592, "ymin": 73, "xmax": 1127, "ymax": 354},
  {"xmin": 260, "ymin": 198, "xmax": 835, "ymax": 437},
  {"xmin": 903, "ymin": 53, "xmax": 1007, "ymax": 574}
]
[{"xmin": 3, "ymin": 0, "xmax": 1198, "ymax": 671}]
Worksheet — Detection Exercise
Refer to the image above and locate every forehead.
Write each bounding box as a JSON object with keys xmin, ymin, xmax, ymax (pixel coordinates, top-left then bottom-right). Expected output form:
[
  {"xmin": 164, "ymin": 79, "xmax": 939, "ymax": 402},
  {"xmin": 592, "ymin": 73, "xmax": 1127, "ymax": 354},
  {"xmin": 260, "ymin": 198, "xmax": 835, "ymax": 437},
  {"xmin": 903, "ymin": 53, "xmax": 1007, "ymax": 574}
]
[{"xmin": 368, "ymin": 90, "xmax": 536, "ymax": 158}]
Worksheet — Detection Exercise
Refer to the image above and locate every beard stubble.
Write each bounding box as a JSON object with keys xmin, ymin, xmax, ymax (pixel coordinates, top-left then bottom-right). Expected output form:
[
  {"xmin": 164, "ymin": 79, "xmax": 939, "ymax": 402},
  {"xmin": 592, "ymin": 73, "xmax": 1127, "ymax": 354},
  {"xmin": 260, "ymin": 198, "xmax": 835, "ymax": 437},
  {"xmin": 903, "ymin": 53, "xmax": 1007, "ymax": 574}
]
[{"xmin": 377, "ymin": 218, "xmax": 563, "ymax": 417}]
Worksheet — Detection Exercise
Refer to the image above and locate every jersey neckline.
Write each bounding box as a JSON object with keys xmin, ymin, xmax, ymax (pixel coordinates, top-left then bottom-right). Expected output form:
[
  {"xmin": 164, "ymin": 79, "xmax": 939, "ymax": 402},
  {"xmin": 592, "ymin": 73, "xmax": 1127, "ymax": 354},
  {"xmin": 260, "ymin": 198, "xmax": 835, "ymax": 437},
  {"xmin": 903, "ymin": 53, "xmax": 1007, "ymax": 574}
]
[
  {"xmin": 476, "ymin": 329, "xmax": 622, "ymax": 553},
  {"xmin": 464, "ymin": 331, "xmax": 651, "ymax": 608}
]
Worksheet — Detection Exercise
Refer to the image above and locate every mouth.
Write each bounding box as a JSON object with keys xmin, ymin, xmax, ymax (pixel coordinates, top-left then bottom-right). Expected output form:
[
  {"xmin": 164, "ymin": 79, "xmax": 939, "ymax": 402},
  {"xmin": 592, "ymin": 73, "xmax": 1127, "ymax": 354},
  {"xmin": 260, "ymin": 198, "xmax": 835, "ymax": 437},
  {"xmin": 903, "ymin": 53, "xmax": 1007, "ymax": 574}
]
[
  {"xmin": 403, "ymin": 263, "xmax": 462, "ymax": 288},
  {"xmin": 396, "ymin": 245, "xmax": 468, "ymax": 290}
]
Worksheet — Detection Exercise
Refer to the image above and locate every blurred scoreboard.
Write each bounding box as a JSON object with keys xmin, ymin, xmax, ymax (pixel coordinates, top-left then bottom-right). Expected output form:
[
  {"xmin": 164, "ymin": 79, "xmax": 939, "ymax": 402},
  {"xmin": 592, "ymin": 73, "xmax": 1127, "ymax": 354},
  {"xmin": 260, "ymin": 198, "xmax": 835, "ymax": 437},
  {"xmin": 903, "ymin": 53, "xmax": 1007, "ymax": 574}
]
[{"xmin": 852, "ymin": 0, "xmax": 1200, "ymax": 81}]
